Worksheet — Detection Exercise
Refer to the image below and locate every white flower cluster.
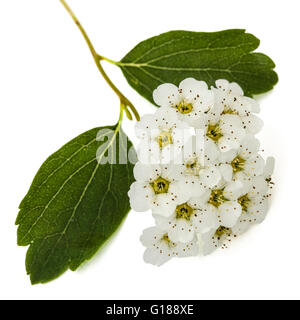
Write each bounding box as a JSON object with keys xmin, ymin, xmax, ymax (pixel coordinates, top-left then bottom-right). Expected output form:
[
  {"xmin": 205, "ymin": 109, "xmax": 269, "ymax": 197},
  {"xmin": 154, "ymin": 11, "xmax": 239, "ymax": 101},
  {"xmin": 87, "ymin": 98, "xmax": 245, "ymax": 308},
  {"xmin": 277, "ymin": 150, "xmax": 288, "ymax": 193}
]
[{"xmin": 128, "ymin": 78, "xmax": 274, "ymax": 266}]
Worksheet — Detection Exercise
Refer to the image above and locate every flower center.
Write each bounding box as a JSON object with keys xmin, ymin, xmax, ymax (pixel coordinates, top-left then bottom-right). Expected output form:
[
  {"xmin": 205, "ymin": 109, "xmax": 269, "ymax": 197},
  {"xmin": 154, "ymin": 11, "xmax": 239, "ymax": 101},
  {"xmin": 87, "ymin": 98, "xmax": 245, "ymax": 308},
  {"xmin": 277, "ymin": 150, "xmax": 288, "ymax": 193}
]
[
  {"xmin": 177, "ymin": 101, "xmax": 193, "ymax": 114},
  {"xmin": 238, "ymin": 194, "xmax": 251, "ymax": 212},
  {"xmin": 206, "ymin": 123, "xmax": 223, "ymax": 142},
  {"xmin": 215, "ymin": 226, "xmax": 231, "ymax": 239},
  {"xmin": 208, "ymin": 188, "xmax": 229, "ymax": 208},
  {"xmin": 185, "ymin": 158, "xmax": 202, "ymax": 176},
  {"xmin": 223, "ymin": 107, "xmax": 238, "ymax": 115},
  {"xmin": 162, "ymin": 234, "xmax": 170, "ymax": 242},
  {"xmin": 231, "ymin": 155, "xmax": 246, "ymax": 173},
  {"xmin": 175, "ymin": 203, "xmax": 194, "ymax": 220},
  {"xmin": 151, "ymin": 177, "xmax": 170, "ymax": 194},
  {"xmin": 161, "ymin": 233, "xmax": 176, "ymax": 248},
  {"xmin": 157, "ymin": 130, "xmax": 173, "ymax": 148}
]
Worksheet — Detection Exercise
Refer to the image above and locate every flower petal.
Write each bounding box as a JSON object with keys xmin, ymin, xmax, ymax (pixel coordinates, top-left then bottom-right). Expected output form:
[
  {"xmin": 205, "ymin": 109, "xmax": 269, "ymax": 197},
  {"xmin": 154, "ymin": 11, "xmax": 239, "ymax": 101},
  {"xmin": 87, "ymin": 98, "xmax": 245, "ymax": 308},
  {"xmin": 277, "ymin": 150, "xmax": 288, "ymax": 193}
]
[
  {"xmin": 215, "ymin": 79, "xmax": 230, "ymax": 92},
  {"xmin": 151, "ymin": 193, "xmax": 178, "ymax": 217},
  {"xmin": 223, "ymin": 180, "xmax": 244, "ymax": 200},
  {"xmin": 246, "ymin": 196, "xmax": 268, "ymax": 223},
  {"xmin": 199, "ymin": 166, "xmax": 221, "ymax": 188},
  {"xmin": 153, "ymin": 83, "xmax": 180, "ymax": 108},
  {"xmin": 203, "ymin": 137, "xmax": 220, "ymax": 162},
  {"xmin": 219, "ymin": 164, "xmax": 233, "ymax": 182},
  {"xmin": 229, "ymin": 82, "xmax": 244, "ymax": 95},
  {"xmin": 264, "ymin": 156, "xmax": 275, "ymax": 178},
  {"xmin": 133, "ymin": 162, "xmax": 160, "ymax": 182},
  {"xmin": 244, "ymin": 155, "xmax": 265, "ymax": 177},
  {"xmin": 154, "ymin": 106, "xmax": 179, "ymax": 128},
  {"xmin": 168, "ymin": 219, "xmax": 194, "ymax": 243},
  {"xmin": 239, "ymin": 135, "xmax": 260, "ymax": 159},
  {"xmin": 242, "ymin": 114, "xmax": 264, "ymax": 134},
  {"xmin": 170, "ymin": 180, "xmax": 195, "ymax": 203},
  {"xmin": 199, "ymin": 229, "xmax": 219, "ymax": 255},
  {"xmin": 192, "ymin": 206, "xmax": 218, "ymax": 233},
  {"xmin": 143, "ymin": 247, "xmax": 172, "ymax": 266},
  {"xmin": 218, "ymin": 201, "xmax": 242, "ymax": 227},
  {"xmin": 175, "ymin": 238, "xmax": 199, "ymax": 257},
  {"xmin": 140, "ymin": 227, "xmax": 163, "ymax": 247},
  {"xmin": 128, "ymin": 182, "xmax": 153, "ymax": 212},
  {"xmin": 135, "ymin": 114, "xmax": 156, "ymax": 139}
]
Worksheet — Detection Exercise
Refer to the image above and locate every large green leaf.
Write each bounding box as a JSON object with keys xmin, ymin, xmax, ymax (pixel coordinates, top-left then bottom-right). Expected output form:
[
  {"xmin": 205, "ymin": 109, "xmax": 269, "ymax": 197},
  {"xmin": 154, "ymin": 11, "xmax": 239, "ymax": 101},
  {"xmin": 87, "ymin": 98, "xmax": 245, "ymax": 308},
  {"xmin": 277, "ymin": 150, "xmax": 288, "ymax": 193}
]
[
  {"xmin": 16, "ymin": 125, "xmax": 135, "ymax": 284},
  {"xmin": 119, "ymin": 29, "xmax": 278, "ymax": 103}
]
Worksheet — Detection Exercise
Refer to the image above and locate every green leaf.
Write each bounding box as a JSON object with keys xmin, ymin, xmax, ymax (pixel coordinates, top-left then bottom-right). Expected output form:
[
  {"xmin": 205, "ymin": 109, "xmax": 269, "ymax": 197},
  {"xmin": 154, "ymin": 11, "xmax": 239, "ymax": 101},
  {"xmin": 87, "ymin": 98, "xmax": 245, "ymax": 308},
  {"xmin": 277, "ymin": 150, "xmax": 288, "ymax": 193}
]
[
  {"xmin": 16, "ymin": 125, "xmax": 136, "ymax": 284},
  {"xmin": 118, "ymin": 29, "xmax": 278, "ymax": 103}
]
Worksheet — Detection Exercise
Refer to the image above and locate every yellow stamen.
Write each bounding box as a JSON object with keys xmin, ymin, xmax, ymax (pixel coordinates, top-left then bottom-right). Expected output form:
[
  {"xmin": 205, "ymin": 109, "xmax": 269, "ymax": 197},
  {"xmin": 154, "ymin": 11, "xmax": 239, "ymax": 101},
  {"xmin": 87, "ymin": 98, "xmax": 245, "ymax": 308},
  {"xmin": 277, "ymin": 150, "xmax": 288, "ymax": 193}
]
[
  {"xmin": 208, "ymin": 188, "xmax": 229, "ymax": 208},
  {"xmin": 157, "ymin": 130, "xmax": 173, "ymax": 148},
  {"xmin": 231, "ymin": 155, "xmax": 246, "ymax": 173},
  {"xmin": 215, "ymin": 226, "xmax": 231, "ymax": 239},
  {"xmin": 175, "ymin": 203, "xmax": 194, "ymax": 220},
  {"xmin": 177, "ymin": 101, "xmax": 193, "ymax": 114},
  {"xmin": 151, "ymin": 177, "xmax": 170, "ymax": 194},
  {"xmin": 238, "ymin": 194, "xmax": 251, "ymax": 212},
  {"xmin": 206, "ymin": 123, "xmax": 223, "ymax": 142}
]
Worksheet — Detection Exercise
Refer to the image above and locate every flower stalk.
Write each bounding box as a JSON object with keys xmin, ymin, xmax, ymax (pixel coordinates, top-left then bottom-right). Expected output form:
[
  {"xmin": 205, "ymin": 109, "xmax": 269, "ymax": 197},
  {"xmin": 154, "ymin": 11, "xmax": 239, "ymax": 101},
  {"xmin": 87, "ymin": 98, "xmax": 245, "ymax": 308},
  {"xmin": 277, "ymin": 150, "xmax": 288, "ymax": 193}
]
[{"xmin": 60, "ymin": 0, "xmax": 140, "ymax": 122}]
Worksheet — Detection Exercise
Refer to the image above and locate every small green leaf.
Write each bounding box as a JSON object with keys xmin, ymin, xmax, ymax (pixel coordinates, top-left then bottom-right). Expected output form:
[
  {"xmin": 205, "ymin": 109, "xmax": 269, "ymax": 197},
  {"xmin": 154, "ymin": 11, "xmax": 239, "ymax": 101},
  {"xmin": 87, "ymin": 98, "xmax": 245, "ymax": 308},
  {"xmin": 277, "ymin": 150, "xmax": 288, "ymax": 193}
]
[
  {"xmin": 16, "ymin": 125, "xmax": 135, "ymax": 284},
  {"xmin": 119, "ymin": 29, "xmax": 278, "ymax": 103}
]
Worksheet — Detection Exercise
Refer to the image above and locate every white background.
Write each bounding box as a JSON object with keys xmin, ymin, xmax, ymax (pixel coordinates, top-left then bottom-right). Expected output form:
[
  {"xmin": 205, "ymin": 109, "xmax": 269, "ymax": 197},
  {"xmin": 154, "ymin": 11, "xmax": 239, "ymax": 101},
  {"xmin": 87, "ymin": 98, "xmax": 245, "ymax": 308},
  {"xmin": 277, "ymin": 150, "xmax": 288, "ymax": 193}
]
[{"xmin": 0, "ymin": 0, "xmax": 299, "ymax": 300}]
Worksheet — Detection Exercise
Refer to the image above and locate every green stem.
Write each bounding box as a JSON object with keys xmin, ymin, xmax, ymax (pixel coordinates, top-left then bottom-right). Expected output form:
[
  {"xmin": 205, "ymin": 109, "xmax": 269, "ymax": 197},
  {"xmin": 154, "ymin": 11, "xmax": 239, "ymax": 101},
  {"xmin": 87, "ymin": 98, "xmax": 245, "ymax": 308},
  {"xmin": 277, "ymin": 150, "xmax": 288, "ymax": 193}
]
[
  {"xmin": 60, "ymin": 0, "xmax": 140, "ymax": 121},
  {"xmin": 99, "ymin": 55, "xmax": 119, "ymax": 66},
  {"xmin": 118, "ymin": 104, "xmax": 125, "ymax": 125}
]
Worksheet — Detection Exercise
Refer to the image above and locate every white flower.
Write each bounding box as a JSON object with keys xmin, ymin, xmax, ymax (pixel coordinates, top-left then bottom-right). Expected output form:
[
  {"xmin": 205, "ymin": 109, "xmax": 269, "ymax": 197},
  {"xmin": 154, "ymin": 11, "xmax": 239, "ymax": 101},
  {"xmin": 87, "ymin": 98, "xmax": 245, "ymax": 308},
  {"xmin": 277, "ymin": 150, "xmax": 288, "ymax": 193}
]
[
  {"xmin": 136, "ymin": 107, "xmax": 190, "ymax": 163},
  {"xmin": 129, "ymin": 78, "xmax": 274, "ymax": 264},
  {"xmin": 227, "ymin": 172, "xmax": 273, "ymax": 235},
  {"xmin": 264, "ymin": 156, "xmax": 275, "ymax": 182},
  {"xmin": 154, "ymin": 197, "xmax": 219, "ymax": 243},
  {"xmin": 219, "ymin": 135, "xmax": 265, "ymax": 182},
  {"xmin": 194, "ymin": 180, "xmax": 243, "ymax": 231},
  {"xmin": 263, "ymin": 156, "xmax": 275, "ymax": 200},
  {"xmin": 200, "ymin": 184, "xmax": 268, "ymax": 254},
  {"xmin": 198, "ymin": 177, "xmax": 253, "ymax": 255},
  {"xmin": 199, "ymin": 225, "xmax": 236, "ymax": 255},
  {"xmin": 241, "ymin": 184, "xmax": 268, "ymax": 224},
  {"xmin": 140, "ymin": 227, "xmax": 199, "ymax": 266},
  {"xmin": 128, "ymin": 162, "xmax": 192, "ymax": 217},
  {"xmin": 153, "ymin": 78, "xmax": 214, "ymax": 127},
  {"xmin": 174, "ymin": 135, "xmax": 221, "ymax": 197},
  {"xmin": 213, "ymin": 79, "xmax": 263, "ymax": 134},
  {"xmin": 204, "ymin": 113, "xmax": 246, "ymax": 152}
]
